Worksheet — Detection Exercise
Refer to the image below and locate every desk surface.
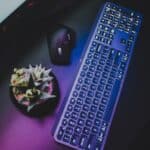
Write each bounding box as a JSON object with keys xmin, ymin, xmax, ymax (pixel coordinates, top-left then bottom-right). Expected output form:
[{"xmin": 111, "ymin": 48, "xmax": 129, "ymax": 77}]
[{"xmin": 0, "ymin": 0, "xmax": 150, "ymax": 150}]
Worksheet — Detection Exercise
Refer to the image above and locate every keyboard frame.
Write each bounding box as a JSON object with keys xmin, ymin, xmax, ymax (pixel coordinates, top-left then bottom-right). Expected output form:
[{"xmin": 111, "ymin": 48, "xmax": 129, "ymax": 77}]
[{"xmin": 53, "ymin": 2, "xmax": 143, "ymax": 150}]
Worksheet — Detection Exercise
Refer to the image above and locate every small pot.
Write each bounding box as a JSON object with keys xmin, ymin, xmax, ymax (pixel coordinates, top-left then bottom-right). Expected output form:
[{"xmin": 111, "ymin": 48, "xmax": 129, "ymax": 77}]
[{"xmin": 9, "ymin": 72, "xmax": 59, "ymax": 117}]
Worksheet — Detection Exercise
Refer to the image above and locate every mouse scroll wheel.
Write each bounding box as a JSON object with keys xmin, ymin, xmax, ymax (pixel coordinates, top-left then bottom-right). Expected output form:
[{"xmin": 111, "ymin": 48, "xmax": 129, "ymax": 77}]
[
  {"xmin": 67, "ymin": 33, "xmax": 71, "ymax": 41},
  {"xmin": 58, "ymin": 47, "xmax": 63, "ymax": 55}
]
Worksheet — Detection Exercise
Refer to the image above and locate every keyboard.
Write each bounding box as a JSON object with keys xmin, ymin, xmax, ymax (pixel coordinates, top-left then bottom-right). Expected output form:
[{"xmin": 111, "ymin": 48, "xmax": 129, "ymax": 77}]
[{"xmin": 53, "ymin": 2, "xmax": 142, "ymax": 150}]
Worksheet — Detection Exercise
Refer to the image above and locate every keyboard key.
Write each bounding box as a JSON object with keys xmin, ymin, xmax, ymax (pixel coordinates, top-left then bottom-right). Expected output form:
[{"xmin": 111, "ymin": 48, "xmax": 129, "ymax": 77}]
[
  {"xmin": 88, "ymin": 91, "xmax": 94, "ymax": 97},
  {"xmin": 97, "ymin": 84, "xmax": 105, "ymax": 92},
  {"xmin": 83, "ymin": 104, "xmax": 90, "ymax": 111},
  {"xmin": 78, "ymin": 78, "xmax": 83, "ymax": 84},
  {"xmin": 108, "ymin": 78, "xmax": 114, "ymax": 84},
  {"xmin": 101, "ymin": 97, "xmax": 108, "ymax": 105},
  {"xmin": 90, "ymin": 84, "xmax": 97, "ymax": 90},
  {"xmin": 57, "ymin": 127, "xmax": 64, "ymax": 140},
  {"xmin": 78, "ymin": 119, "xmax": 85, "ymax": 126},
  {"xmin": 96, "ymin": 111, "xmax": 103, "ymax": 118},
  {"xmin": 83, "ymin": 127, "xmax": 90, "ymax": 135},
  {"xmin": 99, "ymin": 59, "xmax": 106, "ymax": 65},
  {"xmin": 95, "ymin": 71, "xmax": 101, "ymax": 78},
  {"xmin": 92, "ymin": 60, "xmax": 98, "ymax": 66},
  {"xmin": 94, "ymin": 53, "xmax": 100, "ymax": 59},
  {"xmin": 87, "ymin": 72, "xmax": 93, "ymax": 78},
  {"xmin": 89, "ymin": 65, "xmax": 96, "ymax": 72},
  {"xmin": 108, "ymin": 49, "xmax": 116, "ymax": 60},
  {"xmin": 75, "ymin": 84, "xmax": 81, "ymax": 90},
  {"xmin": 70, "ymin": 98, "xmax": 76, "ymax": 104},
  {"xmin": 74, "ymin": 105, "xmax": 81, "ymax": 112},
  {"xmin": 80, "ymin": 71, "xmax": 86, "ymax": 77},
  {"xmin": 95, "ymin": 92, "xmax": 102, "ymax": 98},
  {"xmin": 82, "ymin": 84, "xmax": 89, "ymax": 91},
  {"xmin": 62, "ymin": 119, "xmax": 67, "ymax": 126},
  {"xmin": 75, "ymin": 126, "xmax": 82, "ymax": 134},
  {"xmin": 104, "ymin": 91, "xmax": 110, "ymax": 97},
  {"xmin": 70, "ymin": 134, "xmax": 80, "ymax": 146},
  {"xmin": 69, "ymin": 119, "xmax": 76, "ymax": 127},
  {"xmin": 77, "ymin": 98, "xmax": 84, "ymax": 105},
  {"xmin": 63, "ymin": 134, "xmax": 70, "ymax": 143},
  {"xmin": 92, "ymin": 126, "xmax": 99, "ymax": 134},
  {"xmin": 100, "ymin": 78, "xmax": 106, "ymax": 85},
  {"xmin": 106, "ymin": 84, "xmax": 112, "ymax": 91},
  {"xmin": 79, "ymin": 135, "xmax": 88, "ymax": 148},
  {"xmin": 110, "ymin": 70, "xmax": 117, "ymax": 78},
  {"xmin": 71, "ymin": 112, "xmax": 78, "ymax": 120},
  {"xmin": 94, "ymin": 119, "xmax": 101, "ymax": 126},
  {"xmin": 67, "ymin": 104, "xmax": 73, "ymax": 111},
  {"xmin": 93, "ymin": 77, "xmax": 99, "ymax": 84},
  {"xmin": 85, "ymin": 78, "xmax": 91, "ymax": 85},
  {"xmin": 79, "ymin": 91, "xmax": 86, "ymax": 98},
  {"xmin": 97, "ymin": 65, "xmax": 103, "ymax": 71},
  {"xmin": 86, "ymin": 135, "xmax": 97, "ymax": 150},
  {"xmin": 85, "ymin": 97, "xmax": 92, "ymax": 104},
  {"xmin": 83, "ymin": 65, "xmax": 88, "ymax": 71},
  {"xmin": 102, "ymin": 72, "xmax": 108, "ymax": 78},
  {"xmin": 73, "ymin": 91, "xmax": 78, "ymax": 97},
  {"xmin": 86, "ymin": 119, "xmax": 93, "ymax": 127},
  {"xmin": 91, "ymin": 105, "xmax": 98, "ymax": 113},
  {"xmin": 93, "ymin": 98, "xmax": 99, "ymax": 105},
  {"xmin": 80, "ymin": 111, "xmax": 87, "ymax": 119},
  {"xmin": 66, "ymin": 127, "xmax": 73, "ymax": 135},
  {"xmin": 88, "ymin": 112, "xmax": 95, "ymax": 120},
  {"xmin": 86, "ymin": 59, "xmax": 91, "ymax": 65},
  {"xmin": 88, "ymin": 52, "xmax": 93, "ymax": 58},
  {"xmin": 65, "ymin": 112, "xmax": 70, "ymax": 118},
  {"xmin": 99, "ymin": 104, "xmax": 105, "ymax": 111}
]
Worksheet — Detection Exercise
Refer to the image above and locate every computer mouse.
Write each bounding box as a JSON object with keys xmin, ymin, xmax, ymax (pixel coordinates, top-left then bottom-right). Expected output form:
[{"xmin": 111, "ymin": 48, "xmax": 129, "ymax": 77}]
[{"xmin": 47, "ymin": 25, "xmax": 76, "ymax": 65}]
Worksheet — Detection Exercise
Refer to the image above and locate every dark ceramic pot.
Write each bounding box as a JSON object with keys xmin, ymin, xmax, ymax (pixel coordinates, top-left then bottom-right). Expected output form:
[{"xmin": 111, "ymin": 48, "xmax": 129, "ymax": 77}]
[{"xmin": 9, "ymin": 72, "xmax": 59, "ymax": 117}]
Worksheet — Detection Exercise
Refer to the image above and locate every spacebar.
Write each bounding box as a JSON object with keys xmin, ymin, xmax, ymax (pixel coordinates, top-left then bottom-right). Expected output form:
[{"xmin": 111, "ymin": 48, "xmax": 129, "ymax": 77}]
[{"xmin": 103, "ymin": 79, "xmax": 121, "ymax": 123}]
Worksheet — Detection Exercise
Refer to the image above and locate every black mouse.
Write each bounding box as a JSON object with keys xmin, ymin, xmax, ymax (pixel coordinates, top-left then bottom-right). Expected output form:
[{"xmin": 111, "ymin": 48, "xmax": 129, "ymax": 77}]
[{"xmin": 47, "ymin": 25, "xmax": 76, "ymax": 65}]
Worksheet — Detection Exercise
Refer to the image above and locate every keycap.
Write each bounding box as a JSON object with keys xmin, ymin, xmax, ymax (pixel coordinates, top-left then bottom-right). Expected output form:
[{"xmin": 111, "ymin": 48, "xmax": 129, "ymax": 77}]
[
  {"xmin": 63, "ymin": 134, "xmax": 70, "ymax": 143},
  {"xmin": 75, "ymin": 126, "xmax": 82, "ymax": 134},
  {"xmin": 77, "ymin": 98, "xmax": 84, "ymax": 105},
  {"xmin": 85, "ymin": 97, "xmax": 92, "ymax": 104},
  {"xmin": 94, "ymin": 119, "xmax": 101, "ymax": 126},
  {"xmin": 79, "ymin": 135, "xmax": 88, "ymax": 148},
  {"xmin": 91, "ymin": 105, "xmax": 98, "ymax": 112},
  {"xmin": 83, "ymin": 127, "xmax": 90, "ymax": 135},
  {"xmin": 78, "ymin": 119, "xmax": 85, "ymax": 126},
  {"xmin": 57, "ymin": 127, "xmax": 64, "ymax": 140},
  {"xmin": 70, "ymin": 98, "xmax": 76, "ymax": 104},
  {"xmin": 86, "ymin": 119, "xmax": 93, "ymax": 127},
  {"xmin": 74, "ymin": 105, "xmax": 81, "ymax": 112},
  {"xmin": 71, "ymin": 112, "xmax": 78, "ymax": 120},
  {"xmin": 69, "ymin": 119, "xmax": 76, "ymax": 127},
  {"xmin": 70, "ymin": 134, "xmax": 80, "ymax": 146},
  {"xmin": 93, "ymin": 98, "xmax": 99, "ymax": 105},
  {"xmin": 67, "ymin": 104, "xmax": 73, "ymax": 111},
  {"xmin": 96, "ymin": 111, "xmax": 103, "ymax": 118},
  {"xmin": 90, "ymin": 84, "xmax": 97, "ymax": 90},
  {"xmin": 92, "ymin": 126, "xmax": 99, "ymax": 134},
  {"xmin": 66, "ymin": 127, "xmax": 73, "ymax": 135},
  {"xmin": 80, "ymin": 111, "xmax": 87, "ymax": 119},
  {"xmin": 88, "ymin": 112, "xmax": 95, "ymax": 120},
  {"xmin": 83, "ymin": 104, "xmax": 90, "ymax": 111}
]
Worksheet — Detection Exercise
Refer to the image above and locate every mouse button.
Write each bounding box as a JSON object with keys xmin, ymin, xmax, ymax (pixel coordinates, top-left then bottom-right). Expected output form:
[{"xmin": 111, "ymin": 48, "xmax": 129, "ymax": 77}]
[{"xmin": 57, "ymin": 47, "xmax": 63, "ymax": 56}]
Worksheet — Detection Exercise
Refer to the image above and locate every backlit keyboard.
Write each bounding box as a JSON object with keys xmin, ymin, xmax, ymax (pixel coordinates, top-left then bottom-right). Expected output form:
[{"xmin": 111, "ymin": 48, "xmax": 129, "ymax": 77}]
[{"xmin": 53, "ymin": 2, "xmax": 142, "ymax": 150}]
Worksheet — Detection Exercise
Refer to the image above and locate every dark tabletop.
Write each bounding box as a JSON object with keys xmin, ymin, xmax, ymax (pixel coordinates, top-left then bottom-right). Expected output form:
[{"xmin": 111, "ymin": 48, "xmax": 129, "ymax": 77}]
[{"xmin": 0, "ymin": 0, "xmax": 150, "ymax": 150}]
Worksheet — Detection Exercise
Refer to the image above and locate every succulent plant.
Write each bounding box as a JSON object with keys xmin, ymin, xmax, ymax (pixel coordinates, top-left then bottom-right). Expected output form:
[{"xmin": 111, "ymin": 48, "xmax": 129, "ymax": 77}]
[{"xmin": 10, "ymin": 64, "xmax": 56, "ymax": 112}]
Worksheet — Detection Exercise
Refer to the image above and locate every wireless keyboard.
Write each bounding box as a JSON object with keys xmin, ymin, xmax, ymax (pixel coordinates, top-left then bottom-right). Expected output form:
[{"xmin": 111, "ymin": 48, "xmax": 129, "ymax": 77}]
[{"xmin": 53, "ymin": 2, "xmax": 142, "ymax": 150}]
